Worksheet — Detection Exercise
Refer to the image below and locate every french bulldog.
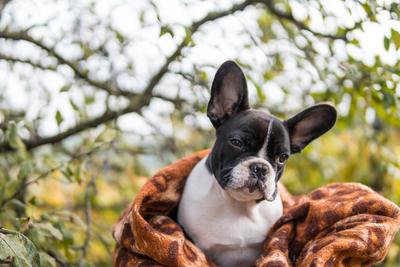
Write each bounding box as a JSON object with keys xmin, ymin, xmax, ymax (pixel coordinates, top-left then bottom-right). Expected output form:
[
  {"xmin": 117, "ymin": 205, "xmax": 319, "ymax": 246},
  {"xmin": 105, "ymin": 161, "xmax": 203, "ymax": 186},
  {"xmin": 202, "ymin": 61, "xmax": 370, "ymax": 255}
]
[{"xmin": 177, "ymin": 60, "xmax": 337, "ymax": 267}]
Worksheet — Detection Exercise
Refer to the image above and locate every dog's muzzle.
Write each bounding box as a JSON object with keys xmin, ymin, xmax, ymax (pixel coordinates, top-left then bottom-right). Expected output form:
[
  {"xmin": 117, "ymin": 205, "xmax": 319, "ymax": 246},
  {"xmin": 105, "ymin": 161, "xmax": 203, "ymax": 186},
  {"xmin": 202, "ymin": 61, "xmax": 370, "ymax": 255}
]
[{"xmin": 227, "ymin": 158, "xmax": 277, "ymax": 201}]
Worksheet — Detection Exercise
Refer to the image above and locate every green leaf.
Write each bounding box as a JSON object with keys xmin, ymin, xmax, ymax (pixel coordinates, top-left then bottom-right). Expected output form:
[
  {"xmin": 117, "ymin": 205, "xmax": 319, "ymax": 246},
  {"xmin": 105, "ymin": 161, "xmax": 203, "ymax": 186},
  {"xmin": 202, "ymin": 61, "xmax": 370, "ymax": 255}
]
[
  {"xmin": 18, "ymin": 162, "xmax": 33, "ymax": 180},
  {"xmin": 184, "ymin": 27, "xmax": 194, "ymax": 46},
  {"xmin": 84, "ymin": 95, "xmax": 95, "ymax": 105},
  {"xmin": 59, "ymin": 84, "xmax": 71, "ymax": 93},
  {"xmin": 254, "ymin": 82, "xmax": 266, "ymax": 103},
  {"xmin": 0, "ymin": 228, "xmax": 40, "ymax": 267},
  {"xmin": 1, "ymin": 179, "xmax": 20, "ymax": 203},
  {"xmin": 384, "ymin": 36, "xmax": 390, "ymax": 51},
  {"xmin": 60, "ymin": 227, "xmax": 74, "ymax": 247},
  {"xmin": 77, "ymin": 259, "xmax": 91, "ymax": 267},
  {"xmin": 115, "ymin": 31, "xmax": 125, "ymax": 43},
  {"xmin": 391, "ymin": 29, "xmax": 400, "ymax": 49},
  {"xmin": 10, "ymin": 199, "xmax": 26, "ymax": 212},
  {"xmin": 362, "ymin": 2, "xmax": 376, "ymax": 20},
  {"xmin": 362, "ymin": 3, "xmax": 372, "ymax": 15},
  {"xmin": 159, "ymin": 25, "xmax": 174, "ymax": 37},
  {"xmin": 263, "ymin": 70, "xmax": 277, "ymax": 81},
  {"xmin": 55, "ymin": 111, "xmax": 63, "ymax": 126},
  {"xmin": 33, "ymin": 222, "xmax": 63, "ymax": 241},
  {"xmin": 247, "ymin": 76, "xmax": 266, "ymax": 103},
  {"xmin": 28, "ymin": 196, "xmax": 37, "ymax": 206},
  {"xmin": 6, "ymin": 121, "xmax": 25, "ymax": 150},
  {"xmin": 199, "ymin": 71, "xmax": 208, "ymax": 83},
  {"xmin": 62, "ymin": 166, "xmax": 74, "ymax": 182},
  {"xmin": 69, "ymin": 99, "xmax": 80, "ymax": 112},
  {"xmin": 74, "ymin": 164, "xmax": 82, "ymax": 183},
  {"xmin": 38, "ymin": 252, "xmax": 56, "ymax": 267},
  {"xmin": 139, "ymin": 10, "xmax": 145, "ymax": 24}
]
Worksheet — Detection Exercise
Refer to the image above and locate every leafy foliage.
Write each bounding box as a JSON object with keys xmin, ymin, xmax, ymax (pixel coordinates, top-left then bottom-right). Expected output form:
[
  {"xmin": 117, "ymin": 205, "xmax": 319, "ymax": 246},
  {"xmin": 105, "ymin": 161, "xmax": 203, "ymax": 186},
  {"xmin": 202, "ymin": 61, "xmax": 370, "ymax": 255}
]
[{"xmin": 0, "ymin": 229, "xmax": 40, "ymax": 267}]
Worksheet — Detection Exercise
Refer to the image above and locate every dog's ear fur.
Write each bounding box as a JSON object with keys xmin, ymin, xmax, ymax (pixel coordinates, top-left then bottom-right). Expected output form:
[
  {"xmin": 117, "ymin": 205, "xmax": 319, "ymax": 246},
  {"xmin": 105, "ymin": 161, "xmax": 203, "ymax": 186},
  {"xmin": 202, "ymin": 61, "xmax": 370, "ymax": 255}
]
[
  {"xmin": 207, "ymin": 60, "xmax": 250, "ymax": 128},
  {"xmin": 284, "ymin": 104, "xmax": 337, "ymax": 154}
]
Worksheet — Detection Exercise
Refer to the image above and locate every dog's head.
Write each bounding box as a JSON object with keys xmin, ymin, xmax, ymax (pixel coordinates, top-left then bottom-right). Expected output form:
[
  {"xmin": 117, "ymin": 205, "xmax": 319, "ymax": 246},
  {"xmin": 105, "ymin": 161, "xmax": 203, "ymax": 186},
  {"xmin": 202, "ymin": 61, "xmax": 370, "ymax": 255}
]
[{"xmin": 206, "ymin": 61, "xmax": 337, "ymax": 202}]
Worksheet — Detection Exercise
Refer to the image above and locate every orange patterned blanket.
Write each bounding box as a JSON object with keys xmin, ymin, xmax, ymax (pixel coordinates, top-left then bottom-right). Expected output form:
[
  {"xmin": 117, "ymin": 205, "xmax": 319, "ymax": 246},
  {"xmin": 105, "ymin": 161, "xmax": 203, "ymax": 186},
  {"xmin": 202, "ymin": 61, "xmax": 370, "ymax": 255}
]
[{"xmin": 112, "ymin": 150, "xmax": 400, "ymax": 266}]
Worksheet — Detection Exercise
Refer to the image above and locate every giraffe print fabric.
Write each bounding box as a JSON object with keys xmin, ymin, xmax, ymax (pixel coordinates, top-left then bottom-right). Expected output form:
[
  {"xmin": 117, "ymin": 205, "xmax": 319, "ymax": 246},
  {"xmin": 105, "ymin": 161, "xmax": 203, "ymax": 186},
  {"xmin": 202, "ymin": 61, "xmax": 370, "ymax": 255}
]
[{"xmin": 112, "ymin": 150, "xmax": 400, "ymax": 267}]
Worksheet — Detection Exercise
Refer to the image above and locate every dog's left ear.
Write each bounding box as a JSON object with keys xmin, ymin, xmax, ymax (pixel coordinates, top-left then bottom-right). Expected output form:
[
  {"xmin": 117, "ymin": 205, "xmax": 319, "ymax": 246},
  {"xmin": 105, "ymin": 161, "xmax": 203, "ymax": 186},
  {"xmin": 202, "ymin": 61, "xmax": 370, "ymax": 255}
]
[
  {"xmin": 284, "ymin": 104, "xmax": 337, "ymax": 154},
  {"xmin": 207, "ymin": 60, "xmax": 250, "ymax": 128}
]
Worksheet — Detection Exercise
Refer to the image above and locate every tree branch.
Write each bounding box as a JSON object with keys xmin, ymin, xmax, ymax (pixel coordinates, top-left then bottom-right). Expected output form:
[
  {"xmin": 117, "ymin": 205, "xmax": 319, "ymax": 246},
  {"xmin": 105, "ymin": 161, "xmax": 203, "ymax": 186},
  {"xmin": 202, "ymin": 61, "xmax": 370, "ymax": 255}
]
[
  {"xmin": 0, "ymin": 0, "xmax": 261, "ymax": 152},
  {"xmin": 263, "ymin": 1, "xmax": 349, "ymax": 40},
  {"xmin": 80, "ymin": 175, "xmax": 95, "ymax": 263},
  {"xmin": 0, "ymin": 31, "xmax": 135, "ymax": 97},
  {"xmin": 0, "ymin": 0, "xmax": 352, "ymax": 101},
  {"xmin": 0, "ymin": 106, "xmax": 132, "ymax": 152},
  {"xmin": 0, "ymin": 53, "xmax": 186, "ymax": 108},
  {"xmin": 0, "ymin": 52, "xmax": 57, "ymax": 71}
]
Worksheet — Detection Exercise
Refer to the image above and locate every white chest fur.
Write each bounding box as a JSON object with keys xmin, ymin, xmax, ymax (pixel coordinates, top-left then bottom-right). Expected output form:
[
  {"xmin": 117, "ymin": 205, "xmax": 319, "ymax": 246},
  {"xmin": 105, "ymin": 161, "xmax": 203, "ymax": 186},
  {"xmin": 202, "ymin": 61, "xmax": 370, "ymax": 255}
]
[{"xmin": 177, "ymin": 157, "xmax": 283, "ymax": 267}]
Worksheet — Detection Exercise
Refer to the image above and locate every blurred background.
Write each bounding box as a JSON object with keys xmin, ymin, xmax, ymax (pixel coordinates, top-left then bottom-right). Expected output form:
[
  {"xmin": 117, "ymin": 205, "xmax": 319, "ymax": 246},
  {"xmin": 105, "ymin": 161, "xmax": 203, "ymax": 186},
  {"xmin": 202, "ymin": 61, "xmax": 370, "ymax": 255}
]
[{"xmin": 0, "ymin": 0, "xmax": 399, "ymax": 266}]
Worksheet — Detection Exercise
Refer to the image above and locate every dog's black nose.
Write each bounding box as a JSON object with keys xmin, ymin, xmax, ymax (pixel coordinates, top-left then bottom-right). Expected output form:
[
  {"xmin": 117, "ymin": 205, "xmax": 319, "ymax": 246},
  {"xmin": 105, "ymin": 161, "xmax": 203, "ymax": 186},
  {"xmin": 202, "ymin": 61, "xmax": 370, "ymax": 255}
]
[{"xmin": 249, "ymin": 163, "xmax": 268, "ymax": 179}]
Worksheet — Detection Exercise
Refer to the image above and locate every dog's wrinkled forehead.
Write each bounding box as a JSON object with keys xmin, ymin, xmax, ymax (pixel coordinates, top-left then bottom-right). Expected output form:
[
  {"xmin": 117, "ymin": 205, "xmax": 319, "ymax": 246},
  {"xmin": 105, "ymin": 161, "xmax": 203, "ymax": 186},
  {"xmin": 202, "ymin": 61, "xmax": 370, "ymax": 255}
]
[{"xmin": 217, "ymin": 110, "xmax": 290, "ymax": 157}]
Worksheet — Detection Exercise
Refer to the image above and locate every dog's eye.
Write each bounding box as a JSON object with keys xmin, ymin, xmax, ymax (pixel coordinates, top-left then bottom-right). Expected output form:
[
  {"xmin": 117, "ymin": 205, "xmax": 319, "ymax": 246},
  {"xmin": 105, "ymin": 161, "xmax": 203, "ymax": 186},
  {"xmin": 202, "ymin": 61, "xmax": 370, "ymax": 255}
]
[
  {"xmin": 229, "ymin": 138, "xmax": 243, "ymax": 148},
  {"xmin": 276, "ymin": 154, "xmax": 288, "ymax": 164}
]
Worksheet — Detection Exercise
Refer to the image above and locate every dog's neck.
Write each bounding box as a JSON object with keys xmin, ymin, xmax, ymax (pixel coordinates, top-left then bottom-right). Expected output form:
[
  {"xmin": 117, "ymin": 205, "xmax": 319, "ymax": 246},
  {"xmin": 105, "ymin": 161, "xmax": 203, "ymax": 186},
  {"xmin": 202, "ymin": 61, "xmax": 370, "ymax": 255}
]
[{"xmin": 178, "ymin": 156, "xmax": 283, "ymax": 267}]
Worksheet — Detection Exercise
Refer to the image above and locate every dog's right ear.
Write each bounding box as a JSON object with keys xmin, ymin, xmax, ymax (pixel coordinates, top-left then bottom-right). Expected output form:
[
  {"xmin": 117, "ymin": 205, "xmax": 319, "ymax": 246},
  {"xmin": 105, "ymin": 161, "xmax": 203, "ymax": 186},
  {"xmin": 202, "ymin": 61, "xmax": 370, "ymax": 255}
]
[{"xmin": 207, "ymin": 60, "xmax": 250, "ymax": 128}]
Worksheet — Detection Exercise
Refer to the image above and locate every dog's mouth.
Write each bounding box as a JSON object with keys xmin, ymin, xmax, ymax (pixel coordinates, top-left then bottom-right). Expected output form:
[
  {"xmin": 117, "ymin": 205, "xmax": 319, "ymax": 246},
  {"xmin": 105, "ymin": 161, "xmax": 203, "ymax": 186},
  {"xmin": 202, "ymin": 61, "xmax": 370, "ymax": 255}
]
[
  {"xmin": 244, "ymin": 176, "xmax": 265, "ymax": 193},
  {"xmin": 245, "ymin": 178, "xmax": 277, "ymax": 202},
  {"xmin": 218, "ymin": 168, "xmax": 278, "ymax": 202}
]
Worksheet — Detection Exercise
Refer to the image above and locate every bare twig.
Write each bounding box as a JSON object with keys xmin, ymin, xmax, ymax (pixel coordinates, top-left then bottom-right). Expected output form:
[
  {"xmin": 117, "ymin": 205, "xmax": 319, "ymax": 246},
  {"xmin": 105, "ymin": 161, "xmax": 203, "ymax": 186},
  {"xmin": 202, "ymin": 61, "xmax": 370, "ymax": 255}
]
[
  {"xmin": 262, "ymin": 1, "xmax": 350, "ymax": 40},
  {"xmin": 80, "ymin": 175, "xmax": 95, "ymax": 263},
  {"xmin": 0, "ymin": 53, "xmax": 57, "ymax": 71}
]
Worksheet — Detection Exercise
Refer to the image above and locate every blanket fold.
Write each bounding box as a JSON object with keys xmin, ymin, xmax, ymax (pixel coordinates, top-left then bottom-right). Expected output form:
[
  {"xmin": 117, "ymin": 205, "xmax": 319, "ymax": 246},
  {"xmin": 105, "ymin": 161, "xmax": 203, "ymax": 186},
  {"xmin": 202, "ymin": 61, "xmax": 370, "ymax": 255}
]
[{"xmin": 112, "ymin": 150, "xmax": 400, "ymax": 267}]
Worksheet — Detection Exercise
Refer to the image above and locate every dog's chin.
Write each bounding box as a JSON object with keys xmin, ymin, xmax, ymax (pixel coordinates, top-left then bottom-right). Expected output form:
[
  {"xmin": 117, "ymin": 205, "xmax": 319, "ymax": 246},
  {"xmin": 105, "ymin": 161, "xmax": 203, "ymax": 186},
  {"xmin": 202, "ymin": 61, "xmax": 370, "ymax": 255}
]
[
  {"xmin": 225, "ymin": 186, "xmax": 277, "ymax": 202},
  {"xmin": 226, "ymin": 189, "xmax": 263, "ymax": 202}
]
